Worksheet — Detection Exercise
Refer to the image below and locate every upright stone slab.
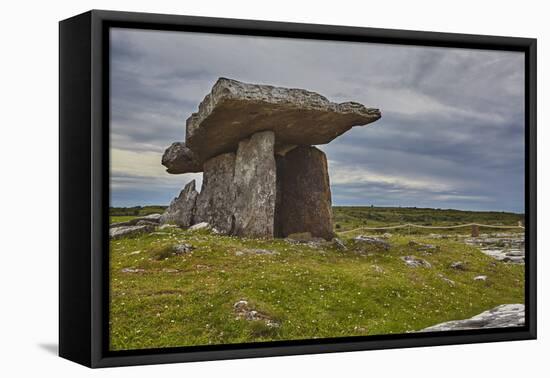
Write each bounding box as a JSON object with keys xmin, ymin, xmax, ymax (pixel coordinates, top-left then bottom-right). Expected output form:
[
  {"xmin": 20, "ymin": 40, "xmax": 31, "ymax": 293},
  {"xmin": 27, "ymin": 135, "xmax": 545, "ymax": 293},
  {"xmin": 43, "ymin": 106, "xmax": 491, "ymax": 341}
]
[
  {"xmin": 160, "ymin": 180, "xmax": 199, "ymax": 227},
  {"xmin": 233, "ymin": 131, "xmax": 276, "ymax": 238},
  {"xmin": 275, "ymin": 146, "xmax": 334, "ymax": 240},
  {"xmin": 274, "ymin": 155, "xmax": 285, "ymax": 238},
  {"xmin": 194, "ymin": 153, "xmax": 236, "ymax": 233}
]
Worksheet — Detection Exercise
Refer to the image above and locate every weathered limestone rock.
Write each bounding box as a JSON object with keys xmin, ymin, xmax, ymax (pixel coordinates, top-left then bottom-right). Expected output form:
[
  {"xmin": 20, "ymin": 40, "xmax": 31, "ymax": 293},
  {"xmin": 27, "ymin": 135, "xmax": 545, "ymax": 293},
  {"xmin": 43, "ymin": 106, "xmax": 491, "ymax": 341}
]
[
  {"xmin": 189, "ymin": 222, "xmax": 211, "ymax": 231},
  {"xmin": 140, "ymin": 213, "xmax": 162, "ymax": 222},
  {"xmin": 173, "ymin": 243, "xmax": 194, "ymax": 255},
  {"xmin": 109, "ymin": 224, "xmax": 155, "ymax": 239},
  {"xmin": 160, "ymin": 180, "xmax": 199, "ymax": 227},
  {"xmin": 401, "ymin": 255, "xmax": 432, "ymax": 268},
  {"xmin": 420, "ymin": 304, "xmax": 525, "ymax": 332},
  {"xmin": 354, "ymin": 235, "xmax": 391, "ymax": 251},
  {"xmin": 161, "ymin": 142, "xmax": 201, "ymax": 174},
  {"xmin": 162, "ymin": 78, "xmax": 381, "ymax": 173},
  {"xmin": 121, "ymin": 268, "xmax": 146, "ymax": 273},
  {"xmin": 194, "ymin": 153, "xmax": 236, "ymax": 233},
  {"xmin": 110, "ymin": 213, "xmax": 162, "ymax": 228},
  {"xmin": 135, "ymin": 220, "xmax": 158, "ymax": 226},
  {"xmin": 275, "ymin": 146, "xmax": 334, "ymax": 240},
  {"xmin": 274, "ymin": 155, "xmax": 285, "ymax": 237},
  {"xmin": 332, "ymin": 238, "xmax": 347, "ymax": 251},
  {"xmin": 438, "ymin": 274, "xmax": 456, "ymax": 287},
  {"xmin": 233, "ymin": 299, "xmax": 280, "ymax": 327},
  {"xmin": 464, "ymin": 233, "xmax": 525, "ymax": 264},
  {"xmin": 233, "ymin": 131, "xmax": 277, "ymax": 238},
  {"xmin": 408, "ymin": 240, "xmax": 438, "ymax": 252},
  {"xmin": 235, "ymin": 248, "xmax": 278, "ymax": 256}
]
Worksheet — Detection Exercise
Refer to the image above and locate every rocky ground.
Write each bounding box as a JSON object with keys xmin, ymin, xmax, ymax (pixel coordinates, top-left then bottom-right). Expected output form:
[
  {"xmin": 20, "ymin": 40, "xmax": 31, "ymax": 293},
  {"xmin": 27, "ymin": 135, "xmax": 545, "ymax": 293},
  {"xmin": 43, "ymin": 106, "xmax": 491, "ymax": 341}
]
[
  {"xmin": 463, "ymin": 233, "xmax": 525, "ymax": 264},
  {"xmin": 108, "ymin": 217, "xmax": 525, "ymax": 350},
  {"xmin": 421, "ymin": 304, "xmax": 525, "ymax": 332},
  {"xmin": 426, "ymin": 232, "xmax": 525, "ymax": 264}
]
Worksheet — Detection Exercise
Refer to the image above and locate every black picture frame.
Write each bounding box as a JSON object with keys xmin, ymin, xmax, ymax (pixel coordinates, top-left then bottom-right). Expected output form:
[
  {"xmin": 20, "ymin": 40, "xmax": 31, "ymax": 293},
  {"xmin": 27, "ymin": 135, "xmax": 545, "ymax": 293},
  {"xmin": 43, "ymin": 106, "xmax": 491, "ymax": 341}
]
[{"xmin": 59, "ymin": 9, "xmax": 537, "ymax": 368}]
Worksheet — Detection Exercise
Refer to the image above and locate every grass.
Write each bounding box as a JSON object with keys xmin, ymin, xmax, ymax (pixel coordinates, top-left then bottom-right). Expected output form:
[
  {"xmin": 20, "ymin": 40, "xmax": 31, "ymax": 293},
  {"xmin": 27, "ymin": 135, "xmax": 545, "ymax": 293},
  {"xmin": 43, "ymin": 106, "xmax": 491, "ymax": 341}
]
[
  {"xmin": 110, "ymin": 205, "xmax": 167, "ymax": 218},
  {"xmin": 109, "ymin": 207, "xmax": 524, "ymax": 351},
  {"xmin": 110, "ymin": 215, "xmax": 138, "ymax": 224}
]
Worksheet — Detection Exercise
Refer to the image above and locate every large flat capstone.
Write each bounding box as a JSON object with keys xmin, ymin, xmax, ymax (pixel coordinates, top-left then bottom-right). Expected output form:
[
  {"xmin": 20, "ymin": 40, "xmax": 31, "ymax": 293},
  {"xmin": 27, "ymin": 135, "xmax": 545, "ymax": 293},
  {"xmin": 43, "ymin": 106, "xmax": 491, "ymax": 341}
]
[{"xmin": 162, "ymin": 78, "xmax": 381, "ymax": 174}]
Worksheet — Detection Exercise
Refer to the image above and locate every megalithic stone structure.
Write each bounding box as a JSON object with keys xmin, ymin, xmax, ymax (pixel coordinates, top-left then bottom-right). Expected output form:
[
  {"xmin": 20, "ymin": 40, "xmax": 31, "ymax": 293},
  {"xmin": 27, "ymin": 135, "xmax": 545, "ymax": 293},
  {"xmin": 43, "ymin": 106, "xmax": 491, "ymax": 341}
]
[{"xmin": 161, "ymin": 78, "xmax": 381, "ymax": 239}]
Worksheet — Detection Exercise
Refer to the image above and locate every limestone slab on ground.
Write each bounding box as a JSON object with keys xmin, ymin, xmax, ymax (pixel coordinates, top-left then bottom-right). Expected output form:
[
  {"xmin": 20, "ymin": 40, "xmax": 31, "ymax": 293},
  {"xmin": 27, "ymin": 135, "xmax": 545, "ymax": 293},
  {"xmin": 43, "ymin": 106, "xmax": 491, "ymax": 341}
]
[
  {"xmin": 420, "ymin": 304, "xmax": 525, "ymax": 332},
  {"xmin": 110, "ymin": 224, "xmax": 155, "ymax": 239},
  {"xmin": 162, "ymin": 78, "xmax": 381, "ymax": 173},
  {"xmin": 464, "ymin": 233, "xmax": 525, "ymax": 264},
  {"xmin": 110, "ymin": 214, "xmax": 162, "ymax": 228}
]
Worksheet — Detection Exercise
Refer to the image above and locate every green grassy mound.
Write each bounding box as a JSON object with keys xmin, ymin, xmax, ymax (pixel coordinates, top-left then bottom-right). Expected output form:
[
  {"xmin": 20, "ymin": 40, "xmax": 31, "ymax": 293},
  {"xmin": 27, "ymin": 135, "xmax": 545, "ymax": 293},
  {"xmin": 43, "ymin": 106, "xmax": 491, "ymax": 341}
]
[{"xmin": 109, "ymin": 224, "xmax": 524, "ymax": 351}]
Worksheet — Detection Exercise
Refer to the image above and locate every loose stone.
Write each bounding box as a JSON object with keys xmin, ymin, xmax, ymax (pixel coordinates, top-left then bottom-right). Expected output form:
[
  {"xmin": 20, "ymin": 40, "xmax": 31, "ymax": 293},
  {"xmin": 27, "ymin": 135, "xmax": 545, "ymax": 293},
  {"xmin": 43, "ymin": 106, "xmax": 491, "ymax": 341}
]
[
  {"xmin": 353, "ymin": 236, "xmax": 390, "ymax": 251},
  {"xmin": 401, "ymin": 256, "xmax": 432, "ymax": 268},
  {"xmin": 110, "ymin": 224, "xmax": 155, "ymax": 239},
  {"xmin": 420, "ymin": 304, "xmax": 524, "ymax": 331}
]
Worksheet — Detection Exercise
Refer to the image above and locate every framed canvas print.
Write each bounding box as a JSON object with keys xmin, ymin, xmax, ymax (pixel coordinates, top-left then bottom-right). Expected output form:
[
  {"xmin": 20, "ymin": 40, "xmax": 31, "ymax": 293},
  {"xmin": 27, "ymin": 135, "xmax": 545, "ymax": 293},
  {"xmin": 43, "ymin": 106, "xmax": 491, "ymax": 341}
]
[{"xmin": 59, "ymin": 10, "xmax": 537, "ymax": 368}]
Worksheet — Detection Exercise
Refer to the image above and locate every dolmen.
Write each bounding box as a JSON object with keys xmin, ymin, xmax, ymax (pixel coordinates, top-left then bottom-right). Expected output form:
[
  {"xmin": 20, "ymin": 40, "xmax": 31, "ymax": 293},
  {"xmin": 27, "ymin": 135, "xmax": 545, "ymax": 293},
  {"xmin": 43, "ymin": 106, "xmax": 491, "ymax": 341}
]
[{"xmin": 161, "ymin": 78, "xmax": 381, "ymax": 240}]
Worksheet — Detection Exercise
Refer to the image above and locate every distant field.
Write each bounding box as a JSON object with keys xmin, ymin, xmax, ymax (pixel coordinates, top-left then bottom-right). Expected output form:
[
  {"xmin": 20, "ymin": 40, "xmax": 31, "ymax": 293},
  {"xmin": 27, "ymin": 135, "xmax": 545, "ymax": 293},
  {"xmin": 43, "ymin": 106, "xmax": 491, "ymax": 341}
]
[
  {"xmin": 110, "ymin": 205, "xmax": 524, "ymax": 231},
  {"xmin": 110, "ymin": 216, "xmax": 138, "ymax": 224},
  {"xmin": 109, "ymin": 206, "xmax": 524, "ymax": 351},
  {"xmin": 333, "ymin": 206, "xmax": 523, "ymax": 236}
]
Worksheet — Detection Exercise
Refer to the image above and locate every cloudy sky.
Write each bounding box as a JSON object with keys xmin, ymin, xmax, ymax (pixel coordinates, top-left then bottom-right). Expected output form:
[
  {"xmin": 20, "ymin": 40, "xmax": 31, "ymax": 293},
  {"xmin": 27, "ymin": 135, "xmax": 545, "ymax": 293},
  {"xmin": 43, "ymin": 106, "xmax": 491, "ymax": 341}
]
[{"xmin": 110, "ymin": 27, "xmax": 525, "ymax": 213}]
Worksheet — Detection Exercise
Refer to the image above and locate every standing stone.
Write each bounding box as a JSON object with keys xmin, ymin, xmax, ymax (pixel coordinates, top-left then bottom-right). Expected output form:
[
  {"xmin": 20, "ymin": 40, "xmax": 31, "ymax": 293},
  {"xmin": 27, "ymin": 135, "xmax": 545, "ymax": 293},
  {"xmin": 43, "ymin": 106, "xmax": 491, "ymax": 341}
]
[
  {"xmin": 275, "ymin": 146, "xmax": 334, "ymax": 240},
  {"xmin": 233, "ymin": 131, "xmax": 277, "ymax": 238},
  {"xmin": 274, "ymin": 155, "xmax": 285, "ymax": 237},
  {"xmin": 194, "ymin": 153, "xmax": 236, "ymax": 233},
  {"xmin": 160, "ymin": 180, "xmax": 198, "ymax": 227}
]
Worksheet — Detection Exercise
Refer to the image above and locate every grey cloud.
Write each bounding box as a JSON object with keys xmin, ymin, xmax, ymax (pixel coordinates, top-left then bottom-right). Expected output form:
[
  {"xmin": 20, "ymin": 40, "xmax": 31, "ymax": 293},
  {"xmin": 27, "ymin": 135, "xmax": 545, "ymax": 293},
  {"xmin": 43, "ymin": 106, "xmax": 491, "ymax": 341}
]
[{"xmin": 110, "ymin": 28, "xmax": 525, "ymax": 212}]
